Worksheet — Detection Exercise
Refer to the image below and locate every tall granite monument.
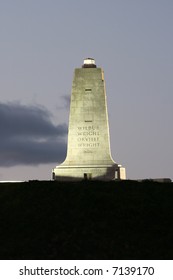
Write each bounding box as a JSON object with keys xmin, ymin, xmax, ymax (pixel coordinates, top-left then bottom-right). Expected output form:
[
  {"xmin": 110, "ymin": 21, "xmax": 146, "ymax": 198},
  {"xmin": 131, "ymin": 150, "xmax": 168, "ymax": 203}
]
[{"xmin": 52, "ymin": 58, "xmax": 126, "ymax": 181}]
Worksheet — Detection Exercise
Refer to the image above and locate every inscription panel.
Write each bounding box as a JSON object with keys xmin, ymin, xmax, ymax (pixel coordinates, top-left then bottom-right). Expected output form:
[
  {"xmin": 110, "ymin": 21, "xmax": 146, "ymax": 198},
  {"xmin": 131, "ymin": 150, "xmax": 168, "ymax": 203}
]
[{"xmin": 77, "ymin": 125, "xmax": 100, "ymax": 148}]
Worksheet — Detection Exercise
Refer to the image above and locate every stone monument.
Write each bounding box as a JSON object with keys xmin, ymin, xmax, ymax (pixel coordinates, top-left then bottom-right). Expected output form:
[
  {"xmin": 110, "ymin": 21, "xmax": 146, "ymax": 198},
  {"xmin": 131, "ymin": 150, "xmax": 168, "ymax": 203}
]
[{"xmin": 52, "ymin": 58, "xmax": 126, "ymax": 181}]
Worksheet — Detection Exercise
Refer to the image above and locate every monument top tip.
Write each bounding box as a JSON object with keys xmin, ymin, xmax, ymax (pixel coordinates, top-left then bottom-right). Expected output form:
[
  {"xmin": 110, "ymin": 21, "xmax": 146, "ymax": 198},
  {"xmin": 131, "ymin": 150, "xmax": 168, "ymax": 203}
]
[{"xmin": 82, "ymin": 58, "xmax": 97, "ymax": 68}]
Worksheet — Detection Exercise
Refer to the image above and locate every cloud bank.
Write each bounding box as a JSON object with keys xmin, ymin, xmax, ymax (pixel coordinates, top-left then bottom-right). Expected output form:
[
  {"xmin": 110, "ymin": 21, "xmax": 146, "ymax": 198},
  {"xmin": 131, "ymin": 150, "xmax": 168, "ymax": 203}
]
[{"xmin": 0, "ymin": 102, "xmax": 67, "ymax": 166}]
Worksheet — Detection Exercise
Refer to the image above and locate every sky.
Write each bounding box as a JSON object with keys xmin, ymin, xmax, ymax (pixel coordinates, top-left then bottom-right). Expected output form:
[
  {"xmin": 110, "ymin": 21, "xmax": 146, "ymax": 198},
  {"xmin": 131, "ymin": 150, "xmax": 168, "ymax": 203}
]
[{"xmin": 0, "ymin": 0, "xmax": 173, "ymax": 181}]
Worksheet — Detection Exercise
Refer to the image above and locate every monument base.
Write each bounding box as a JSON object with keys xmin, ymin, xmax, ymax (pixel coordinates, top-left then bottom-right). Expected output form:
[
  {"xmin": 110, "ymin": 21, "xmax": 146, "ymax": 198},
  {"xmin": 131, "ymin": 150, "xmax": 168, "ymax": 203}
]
[{"xmin": 52, "ymin": 164, "xmax": 126, "ymax": 181}]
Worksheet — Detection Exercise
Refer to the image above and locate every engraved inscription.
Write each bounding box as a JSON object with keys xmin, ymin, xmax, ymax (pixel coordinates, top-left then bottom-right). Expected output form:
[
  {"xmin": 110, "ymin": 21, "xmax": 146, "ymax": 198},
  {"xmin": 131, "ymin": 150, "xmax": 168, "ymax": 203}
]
[
  {"xmin": 77, "ymin": 125, "xmax": 99, "ymax": 131},
  {"xmin": 77, "ymin": 131, "xmax": 99, "ymax": 136},
  {"xmin": 78, "ymin": 137, "xmax": 99, "ymax": 142},
  {"xmin": 78, "ymin": 143, "xmax": 100, "ymax": 148},
  {"xmin": 77, "ymin": 125, "xmax": 100, "ymax": 148}
]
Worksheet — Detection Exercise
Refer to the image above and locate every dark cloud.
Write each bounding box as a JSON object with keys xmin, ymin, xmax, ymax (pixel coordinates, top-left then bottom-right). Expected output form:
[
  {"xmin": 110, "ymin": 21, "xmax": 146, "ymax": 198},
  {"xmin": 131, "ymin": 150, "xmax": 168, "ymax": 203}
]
[{"xmin": 0, "ymin": 102, "xmax": 67, "ymax": 166}]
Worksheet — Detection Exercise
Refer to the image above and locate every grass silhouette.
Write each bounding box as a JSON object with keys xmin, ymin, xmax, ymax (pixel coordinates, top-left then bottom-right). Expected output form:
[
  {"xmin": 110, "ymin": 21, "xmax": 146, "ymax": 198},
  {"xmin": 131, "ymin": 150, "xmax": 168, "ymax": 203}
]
[{"xmin": 0, "ymin": 180, "xmax": 172, "ymax": 259}]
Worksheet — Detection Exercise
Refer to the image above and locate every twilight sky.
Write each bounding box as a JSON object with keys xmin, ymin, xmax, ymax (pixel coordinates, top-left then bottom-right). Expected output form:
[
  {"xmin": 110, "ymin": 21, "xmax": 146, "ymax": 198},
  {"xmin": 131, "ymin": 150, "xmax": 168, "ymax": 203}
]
[{"xmin": 0, "ymin": 0, "xmax": 173, "ymax": 181}]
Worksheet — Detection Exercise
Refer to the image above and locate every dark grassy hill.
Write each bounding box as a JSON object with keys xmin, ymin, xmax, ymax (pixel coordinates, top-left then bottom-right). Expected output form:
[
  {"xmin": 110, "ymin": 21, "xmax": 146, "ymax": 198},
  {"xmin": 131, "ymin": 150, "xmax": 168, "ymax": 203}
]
[{"xmin": 0, "ymin": 180, "xmax": 173, "ymax": 260}]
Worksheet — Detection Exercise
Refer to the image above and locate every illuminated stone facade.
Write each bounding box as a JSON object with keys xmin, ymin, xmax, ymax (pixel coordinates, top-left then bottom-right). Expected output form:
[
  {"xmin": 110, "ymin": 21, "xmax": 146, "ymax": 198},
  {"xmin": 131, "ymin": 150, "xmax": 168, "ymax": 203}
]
[{"xmin": 52, "ymin": 58, "xmax": 126, "ymax": 181}]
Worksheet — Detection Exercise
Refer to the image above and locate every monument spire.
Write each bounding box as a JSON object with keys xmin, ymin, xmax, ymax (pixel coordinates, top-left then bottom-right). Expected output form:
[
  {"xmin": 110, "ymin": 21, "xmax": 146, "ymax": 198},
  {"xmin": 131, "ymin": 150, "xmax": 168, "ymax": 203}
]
[{"xmin": 52, "ymin": 58, "xmax": 126, "ymax": 181}]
